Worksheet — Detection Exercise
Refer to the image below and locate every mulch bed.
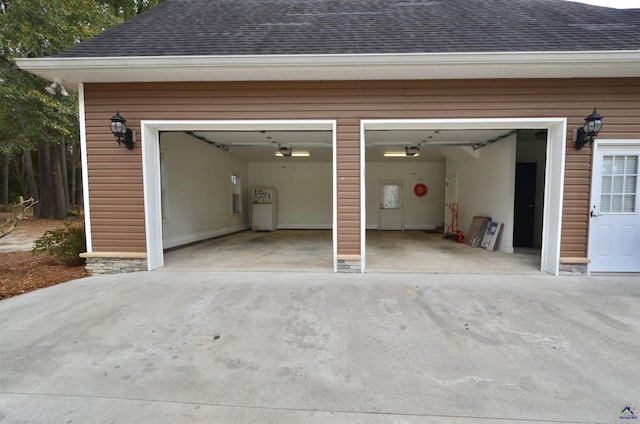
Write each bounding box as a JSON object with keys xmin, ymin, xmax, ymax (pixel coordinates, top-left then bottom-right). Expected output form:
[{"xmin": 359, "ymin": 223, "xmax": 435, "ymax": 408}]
[
  {"xmin": 0, "ymin": 251, "xmax": 88, "ymax": 300},
  {"xmin": 0, "ymin": 214, "xmax": 88, "ymax": 300}
]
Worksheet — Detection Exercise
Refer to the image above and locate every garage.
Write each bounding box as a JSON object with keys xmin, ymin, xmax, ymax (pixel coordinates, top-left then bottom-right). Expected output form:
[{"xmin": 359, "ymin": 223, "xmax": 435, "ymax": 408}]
[
  {"xmin": 361, "ymin": 118, "xmax": 565, "ymax": 274},
  {"xmin": 141, "ymin": 120, "xmax": 337, "ymax": 271},
  {"xmin": 149, "ymin": 117, "xmax": 558, "ymax": 274},
  {"xmin": 15, "ymin": 0, "xmax": 640, "ymax": 276}
]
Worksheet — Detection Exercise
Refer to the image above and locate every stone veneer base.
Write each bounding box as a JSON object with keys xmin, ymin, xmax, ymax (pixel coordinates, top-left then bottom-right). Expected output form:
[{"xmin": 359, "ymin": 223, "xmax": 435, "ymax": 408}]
[
  {"xmin": 80, "ymin": 252, "xmax": 147, "ymax": 275},
  {"xmin": 337, "ymin": 255, "xmax": 361, "ymax": 273},
  {"xmin": 559, "ymin": 257, "xmax": 590, "ymax": 276}
]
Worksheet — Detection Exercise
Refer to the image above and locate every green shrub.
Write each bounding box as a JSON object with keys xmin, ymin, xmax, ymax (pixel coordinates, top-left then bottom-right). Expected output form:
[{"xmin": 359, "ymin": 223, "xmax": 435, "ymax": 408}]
[{"xmin": 32, "ymin": 224, "xmax": 86, "ymax": 267}]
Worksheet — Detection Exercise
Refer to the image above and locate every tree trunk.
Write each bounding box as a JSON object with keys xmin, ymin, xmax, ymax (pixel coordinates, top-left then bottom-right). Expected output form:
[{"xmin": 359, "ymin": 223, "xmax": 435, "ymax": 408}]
[
  {"xmin": 70, "ymin": 146, "xmax": 76, "ymax": 207},
  {"xmin": 71, "ymin": 139, "xmax": 83, "ymax": 206},
  {"xmin": 50, "ymin": 142, "xmax": 67, "ymax": 219},
  {"xmin": 74, "ymin": 161, "xmax": 83, "ymax": 206},
  {"xmin": 22, "ymin": 149, "xmax": 39, "ymax": 216},
  {"xmin": 59, "ymin": 139, "xmax": 70, "ymax": 210},
  {"xmin": 2, "ymin": 154, "xmax": 8, "ymax": 208},
  {"xmin": 14, "ymin": 101, "xmax": 40, "ymax": 215},
  {"xmin": 38, "ymin": 140, "xmax": 54, "ymax": 218},
  {"xmin": 12, "ymin": 156, "xmax": 25, "ymax": 196}
]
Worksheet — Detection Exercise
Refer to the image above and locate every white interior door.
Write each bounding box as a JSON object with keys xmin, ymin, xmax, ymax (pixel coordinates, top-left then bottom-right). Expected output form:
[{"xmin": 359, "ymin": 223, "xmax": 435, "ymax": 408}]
[
  {"xmin": 445, "ymin": 174, "xmax": 458, "ymax": 230},
  {"xmin": 380, "ymin": 181, "xmax": 403, "ymax": 230},
  {"xmin": 589, "ymin": 144, "xmax": 640, "ymax": 272}
]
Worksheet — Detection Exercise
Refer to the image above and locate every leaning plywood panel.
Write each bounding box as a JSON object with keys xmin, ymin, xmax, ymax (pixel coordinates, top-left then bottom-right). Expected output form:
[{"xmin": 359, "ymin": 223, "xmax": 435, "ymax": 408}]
[{"xmin": 466, "ymin": 216, "xmax": 491, "ymax": 247}]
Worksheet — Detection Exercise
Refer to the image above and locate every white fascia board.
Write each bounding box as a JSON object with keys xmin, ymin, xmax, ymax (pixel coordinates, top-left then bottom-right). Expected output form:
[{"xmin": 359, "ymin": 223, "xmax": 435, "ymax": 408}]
[{"xmin": 15, "ymin": 50, "xmax": 640, "ymax": 88}]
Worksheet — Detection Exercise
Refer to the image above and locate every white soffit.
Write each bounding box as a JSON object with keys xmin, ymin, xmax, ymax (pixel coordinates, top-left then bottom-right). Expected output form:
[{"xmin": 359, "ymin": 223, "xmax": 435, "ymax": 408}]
[{"xmin": 15, "ymin": 51, "xmax": 640, "ymax": 89}]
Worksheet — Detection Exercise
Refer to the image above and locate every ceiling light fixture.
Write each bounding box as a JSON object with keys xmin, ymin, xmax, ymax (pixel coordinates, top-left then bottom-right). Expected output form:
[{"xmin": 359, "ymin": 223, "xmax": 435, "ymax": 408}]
[
  {"xmin": 405, "ymin": 146, "xmax": 420, "ymax": 156},
  {"xmin": 44, "ymin": 82, "xmax": 57, "ymax": 95},
  {"xmin": 384, "ymin": 151, "xmax": 419, "ymax": 158},
  {"xmin": 44, "ymin": 79, "xmax": 69, "ymax": 97},
  {"xmin": 278, "ymin": 146, "xmax": 292, "ymax": 157},
  {"xmin": 275, "ymin": 150, "xmax": 310, "ymax": 157}
]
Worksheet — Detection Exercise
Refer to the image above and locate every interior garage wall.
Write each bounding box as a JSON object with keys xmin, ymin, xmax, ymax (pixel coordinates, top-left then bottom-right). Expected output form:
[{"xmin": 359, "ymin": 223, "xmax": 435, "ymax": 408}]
[
  {"xmin": 446, "ymin": 135, "xmax": 517, "ymax": 253},
  {"xmin": 248, "ymin": 162, "xmax": 332, "ymax": 228},
  {"xmin": 161, "ymin": 132, "xmax": 249, "ymax": 248},
  {"xmin": 365, "ymin": 162, "xmax": 445, "ymax": 229}
]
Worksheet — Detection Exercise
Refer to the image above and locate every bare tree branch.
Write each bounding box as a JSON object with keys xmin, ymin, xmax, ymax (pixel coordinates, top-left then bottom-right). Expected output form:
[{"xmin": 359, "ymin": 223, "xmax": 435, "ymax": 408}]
[{"xmin": 0, "ymin": 196, "xmax": 37, "ymax": 238}]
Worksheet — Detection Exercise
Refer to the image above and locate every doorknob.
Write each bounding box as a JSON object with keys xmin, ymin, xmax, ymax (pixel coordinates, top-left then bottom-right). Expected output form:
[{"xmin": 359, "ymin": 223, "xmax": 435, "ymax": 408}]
[{"xmin": 590, "ymin": 210, "xmax": 601, "ymax": 218}]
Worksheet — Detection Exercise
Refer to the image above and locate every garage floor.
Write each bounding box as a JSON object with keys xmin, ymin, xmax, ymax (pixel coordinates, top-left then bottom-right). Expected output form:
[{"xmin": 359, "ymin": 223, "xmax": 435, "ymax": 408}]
[{"xmin": 164, "ymin": 230, "xmax": 541, "ymax": 273}]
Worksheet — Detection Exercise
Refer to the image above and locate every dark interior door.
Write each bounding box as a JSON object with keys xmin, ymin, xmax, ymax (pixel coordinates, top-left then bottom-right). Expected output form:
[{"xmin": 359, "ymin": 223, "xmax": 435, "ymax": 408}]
[{"xmin": 514, "ymin": 162, "xmax": 536, "ymax": 247}]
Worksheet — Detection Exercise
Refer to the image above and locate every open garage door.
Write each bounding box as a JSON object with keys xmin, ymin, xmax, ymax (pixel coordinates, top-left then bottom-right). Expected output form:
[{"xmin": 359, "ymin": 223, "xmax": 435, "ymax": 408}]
[
  {"xmin": 361, "ymin": 119, "xmax": 566, "ymax": 275},
  {"xmin": 141, "ymin": 120, "xmax": 336, "ymax": 272}
]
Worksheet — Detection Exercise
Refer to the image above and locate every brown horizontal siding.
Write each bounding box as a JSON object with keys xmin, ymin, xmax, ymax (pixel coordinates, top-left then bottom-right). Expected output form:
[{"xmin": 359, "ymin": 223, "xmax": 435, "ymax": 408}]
[
  {"xmin": 562, "ymin": 140, "xmax": 591, "ymax": 256},
  {"xmin": 84, "ymin": 78, "xmax": 640, "ymax": 258},
  {"xmin": 336, "ymin": 119, "xmax": 361, "ymax": 254}
]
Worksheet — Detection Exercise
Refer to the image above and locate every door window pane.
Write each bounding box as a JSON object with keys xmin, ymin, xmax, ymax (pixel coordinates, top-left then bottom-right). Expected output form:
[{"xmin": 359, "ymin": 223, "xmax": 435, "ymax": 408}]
[
  {"xmin": 623, "ymin": 197, "xmax": 636, "ymax": 213},
  {"xmin": 626, "ymin": 176, "xmax": 637, "ymax": 193},
  {"xmin": 600, "ymin": 155, "xmax": 638, "ymax": 213},
  {"xmin": 601, "ymin": 195, "xmax": 611, "ymax": 213},
  {"xmin": 611, "ymin": 195, "xmax": 623, "ymax": 212},
  {"xmin": 601, "ymin": 176, "xmax": 612, "ymax": 194},
  {"xmin": 614, "ymin": 156, "xmax": 626, "ymax": 174},
  {"xmin": 612, "ymin": 176, "xmax": 625, "ymax": 192},
  {"xmin": 383, "ymin": 184, "xmax": 399, "ymax": 209}
]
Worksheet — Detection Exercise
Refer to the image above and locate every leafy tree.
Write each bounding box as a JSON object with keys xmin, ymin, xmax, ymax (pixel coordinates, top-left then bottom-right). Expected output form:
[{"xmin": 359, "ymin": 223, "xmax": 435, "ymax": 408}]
[
  {"xmin": 100, "ymin": 0, "xmax": 166, "ymax": 19},
  {"xmin": 1, "ymin": 0, "xmax": 165, "ymax": 216},
  {"xmin": 0, "ymin": 0, "xmax": 120, "ymax": 217}
]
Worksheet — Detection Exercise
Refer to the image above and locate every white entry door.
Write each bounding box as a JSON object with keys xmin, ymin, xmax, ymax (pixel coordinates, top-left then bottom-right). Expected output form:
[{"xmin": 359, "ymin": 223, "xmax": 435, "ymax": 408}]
[
  {"xmin": 445, "ymin": 174, "xmax": 458, "ymax": 230},
  {"xmin": 588, "ymin": 144, "xmax": 640, "ymax": 272},
  {"xmin": 380, "ymin": 181, "xmax": 403, "ymax": 230}
]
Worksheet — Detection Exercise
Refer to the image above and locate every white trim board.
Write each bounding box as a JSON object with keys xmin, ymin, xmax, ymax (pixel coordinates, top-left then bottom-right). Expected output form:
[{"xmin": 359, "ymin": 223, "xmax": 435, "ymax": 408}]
[
  {"xmin": 16, "ymin": 51, "xmax": 640, "ymax": 89},
  {"xmin": 78, "ymin": 83, "xmax": 92, "ymax": 252},
  {"xmin": 141, "ymin": 119, "xmax": 337, "ymax": 271},
  {"xmin": 361, "ymin": 118, "xmax": 567, "ymax": 275}
]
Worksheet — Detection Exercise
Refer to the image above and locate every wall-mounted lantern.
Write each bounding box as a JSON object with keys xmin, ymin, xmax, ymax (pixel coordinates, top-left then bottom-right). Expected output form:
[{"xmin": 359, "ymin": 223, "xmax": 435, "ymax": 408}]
[
  {"xmin": 574, "ymin": 108, "xmax": 603, "ymax": 150},
  {"xmin": 110, "ymin": 110, "xmax": 135, "ymax": 150}
]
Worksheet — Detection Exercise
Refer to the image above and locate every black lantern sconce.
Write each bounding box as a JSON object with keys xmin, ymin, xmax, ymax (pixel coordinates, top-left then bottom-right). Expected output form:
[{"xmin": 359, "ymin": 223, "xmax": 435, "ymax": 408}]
[
  {"xmin": 110, "ymin": 110, "xmax": 135, "ymax": 150},
  {"xmin": 574, "ymin": 108, "xmax": 603, "ymax": 150}
]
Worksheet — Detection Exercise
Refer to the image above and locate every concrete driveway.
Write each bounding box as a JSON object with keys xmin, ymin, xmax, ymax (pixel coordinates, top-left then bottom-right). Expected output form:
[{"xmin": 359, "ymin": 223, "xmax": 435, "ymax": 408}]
[{"xmin": 1, "ymin": 270, "xmax": 639, "ymax": 423}]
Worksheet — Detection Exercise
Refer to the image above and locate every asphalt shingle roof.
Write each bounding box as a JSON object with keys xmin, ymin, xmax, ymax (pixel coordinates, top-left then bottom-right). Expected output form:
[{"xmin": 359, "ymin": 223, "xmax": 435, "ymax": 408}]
[{"xmin": 54, "ymin": 0, "xmax": 640, "ymax": 58}]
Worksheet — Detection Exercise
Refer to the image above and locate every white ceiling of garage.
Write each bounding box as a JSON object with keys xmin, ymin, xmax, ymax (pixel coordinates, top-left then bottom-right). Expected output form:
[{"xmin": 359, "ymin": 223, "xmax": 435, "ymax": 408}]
[{"xmin": 185, "ymin": 128, "xmax": 531, "ymax": 163}]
